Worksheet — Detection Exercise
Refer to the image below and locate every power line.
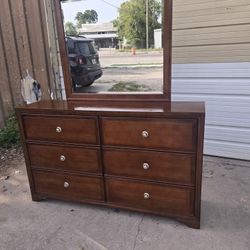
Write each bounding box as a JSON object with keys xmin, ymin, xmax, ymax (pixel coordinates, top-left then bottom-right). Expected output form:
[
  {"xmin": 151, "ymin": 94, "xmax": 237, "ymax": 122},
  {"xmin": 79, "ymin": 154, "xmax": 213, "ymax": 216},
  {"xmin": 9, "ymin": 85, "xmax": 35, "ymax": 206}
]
[{"xmin": 98, "ymin": 0, "xmax": 119, "ymax": 9}]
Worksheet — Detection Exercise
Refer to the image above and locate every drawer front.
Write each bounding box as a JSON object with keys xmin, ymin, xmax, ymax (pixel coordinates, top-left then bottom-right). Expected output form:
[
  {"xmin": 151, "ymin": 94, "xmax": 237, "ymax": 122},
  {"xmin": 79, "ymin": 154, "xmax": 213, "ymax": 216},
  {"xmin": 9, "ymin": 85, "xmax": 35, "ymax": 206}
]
[
  {"xmin": 103, "ymin": 149, "xmax": 195, "ymax": 185},
  {"xmin": 102, "ymin": 118, "xmax": 196, "ymax": 152},
  {"xmin": 33, "ymin": 171, "xmax": 104, "ymax": 201},
  {"xmin": 28, "ymin": 144, "xmax": 101, "ymax": 174},
  {"xmin": 23, "ymin": 116, "xmax": 98, "ymax": 144},
  {"xmin": 106, "ymin": 179, "xmax": 194, "ymax": 216}
]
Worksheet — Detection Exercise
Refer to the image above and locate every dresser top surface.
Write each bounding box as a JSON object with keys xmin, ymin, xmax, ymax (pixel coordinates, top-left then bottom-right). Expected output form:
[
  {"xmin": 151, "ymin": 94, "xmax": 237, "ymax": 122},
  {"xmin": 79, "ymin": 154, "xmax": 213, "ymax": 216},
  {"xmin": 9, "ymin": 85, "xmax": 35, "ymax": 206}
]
[{"xmin": 16, "ymin": 100, "xmax": 205, "ymax": 116}]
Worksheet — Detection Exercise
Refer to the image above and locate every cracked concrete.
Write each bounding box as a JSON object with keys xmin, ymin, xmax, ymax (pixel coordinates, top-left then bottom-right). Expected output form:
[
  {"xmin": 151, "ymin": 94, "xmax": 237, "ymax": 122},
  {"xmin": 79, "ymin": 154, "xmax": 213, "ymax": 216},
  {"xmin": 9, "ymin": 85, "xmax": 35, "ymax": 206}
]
[
  {"xmin": 0, "ymin": 156, "xmax": 249, "ymax": 250},
  {"xmin": 132, "ymin": 215, "xmax": 145, "ymax": 250}
]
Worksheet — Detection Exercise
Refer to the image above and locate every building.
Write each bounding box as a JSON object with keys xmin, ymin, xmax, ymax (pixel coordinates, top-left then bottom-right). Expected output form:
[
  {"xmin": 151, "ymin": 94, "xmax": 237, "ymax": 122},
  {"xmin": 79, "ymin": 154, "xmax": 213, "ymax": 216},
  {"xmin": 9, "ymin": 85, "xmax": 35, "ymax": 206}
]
[
  {"xmin": 154, "ymin": 29, "xmax": 162, "ymax": 49},
  {"xmin": 171, "ymin": 0, "xmax": 250, "ymax": 160},
  {"xmin": 78, "ymin": 22, "xmax": 119, "ymax": 49}
]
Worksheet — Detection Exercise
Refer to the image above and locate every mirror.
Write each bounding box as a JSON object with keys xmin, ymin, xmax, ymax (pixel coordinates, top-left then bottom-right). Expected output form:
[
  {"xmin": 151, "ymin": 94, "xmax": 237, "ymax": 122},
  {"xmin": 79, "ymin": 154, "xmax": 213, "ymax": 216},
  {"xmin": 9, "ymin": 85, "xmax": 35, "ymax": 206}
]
[{"xmin": 55, "ymin": 0, "xmax": 172, "ymax": 101}]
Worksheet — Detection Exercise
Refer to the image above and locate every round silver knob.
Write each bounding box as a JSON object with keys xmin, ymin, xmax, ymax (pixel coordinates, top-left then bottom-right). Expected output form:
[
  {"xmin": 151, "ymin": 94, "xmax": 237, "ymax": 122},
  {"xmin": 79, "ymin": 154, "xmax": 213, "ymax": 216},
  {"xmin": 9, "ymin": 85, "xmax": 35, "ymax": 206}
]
[
  {"xmin": 60, "ymin": 155, "xmax": 66, "ymax": 162},
  {"xmin": 144, "ymin": 193, "xmax": 150, "ymax": 199},
  {"xmin": 143, "ymin": 163, "xmax": 150, "ymax": 170},
  {"xmin": 56, "ymin": 126, "xmax": 62, "ymax": 133},
  {"xmin": 142, "ymin": 131, "xmax": 149, "ymax": 138},
  {"xmin": 64, "ymin": 182, "xmax": 69, "ymax": 188}
]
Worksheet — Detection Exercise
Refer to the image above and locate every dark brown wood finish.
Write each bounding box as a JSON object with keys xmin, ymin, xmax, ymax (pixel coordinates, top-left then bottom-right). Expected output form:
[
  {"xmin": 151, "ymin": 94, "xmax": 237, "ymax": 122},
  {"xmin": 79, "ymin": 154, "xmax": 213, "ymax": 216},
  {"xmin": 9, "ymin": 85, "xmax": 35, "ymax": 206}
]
[
  {"xmin": 54, "ymin": 0, "xmax": 172, "ymax": 102},
  {"xmin": 28, "ymin": 143, "xmax": 101, "ymax": 174},
  {"xmin": 106, "ymin": 178, "xmax": 194, "ymax": 216},
  {"xmin": 103, "ymin": 149, "xmax": 195, "ymax": 185},
  {"xmin": 102, "ymin": 118, "xmax": 197, "ymax": 152},
  {"xmin": 16, "ymin": 0, "xmax": 205, "ymax": 229},
  {"xmin": 16, "ymin": 100, "xmax": 205, "ymax": 229},
  {"xmin": 23, "ymin": 115, "xmax": 99, "ymax": 145},
  {"xmin": 16, "ymin": 100, "xmax": 205, "ymax": 115},
  {"xmin": 33, "ymin": 170, "xmax": 104, "ymax": 202}
]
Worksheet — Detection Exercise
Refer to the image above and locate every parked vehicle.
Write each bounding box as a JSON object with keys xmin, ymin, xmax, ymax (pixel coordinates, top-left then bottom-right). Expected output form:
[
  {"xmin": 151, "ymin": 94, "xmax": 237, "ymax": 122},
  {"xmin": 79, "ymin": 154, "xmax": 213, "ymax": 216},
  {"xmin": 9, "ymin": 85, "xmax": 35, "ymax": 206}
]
[{"xmin": 66, "ymin": 36, "xmax": 103, "ymax": 89}]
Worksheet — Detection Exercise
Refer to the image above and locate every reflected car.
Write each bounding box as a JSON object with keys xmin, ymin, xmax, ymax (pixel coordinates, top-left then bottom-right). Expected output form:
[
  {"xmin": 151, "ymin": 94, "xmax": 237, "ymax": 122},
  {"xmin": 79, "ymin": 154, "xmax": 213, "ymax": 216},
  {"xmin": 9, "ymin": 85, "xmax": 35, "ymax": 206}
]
[{"xmin": 66, "ymin": 36, "xmax": 103, "ymax": 89}]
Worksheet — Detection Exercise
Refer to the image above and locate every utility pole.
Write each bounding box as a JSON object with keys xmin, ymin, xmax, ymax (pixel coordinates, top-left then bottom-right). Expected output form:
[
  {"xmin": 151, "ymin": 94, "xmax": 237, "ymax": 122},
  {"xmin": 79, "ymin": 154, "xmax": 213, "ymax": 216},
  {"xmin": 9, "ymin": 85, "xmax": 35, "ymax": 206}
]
[{"xmin": 146, "ymin": 0, "xmax": 149, "ymax": 49}]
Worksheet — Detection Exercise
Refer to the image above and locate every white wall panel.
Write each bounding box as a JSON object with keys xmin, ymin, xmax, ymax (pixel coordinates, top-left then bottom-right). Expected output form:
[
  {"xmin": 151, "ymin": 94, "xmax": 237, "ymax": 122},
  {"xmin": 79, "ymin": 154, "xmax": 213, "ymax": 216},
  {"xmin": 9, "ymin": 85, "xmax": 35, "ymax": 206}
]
[{"xmin": 172, "ymin": 62, "xmax": 250, "ymax": 160}]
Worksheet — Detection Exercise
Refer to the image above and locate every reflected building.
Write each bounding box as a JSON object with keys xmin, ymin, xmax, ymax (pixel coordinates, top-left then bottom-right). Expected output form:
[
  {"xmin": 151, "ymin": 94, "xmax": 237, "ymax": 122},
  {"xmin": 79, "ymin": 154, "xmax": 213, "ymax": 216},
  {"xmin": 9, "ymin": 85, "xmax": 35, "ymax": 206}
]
[{"xmin": 78, "ymin": 22, "xmax": 119, "ymax": 49}]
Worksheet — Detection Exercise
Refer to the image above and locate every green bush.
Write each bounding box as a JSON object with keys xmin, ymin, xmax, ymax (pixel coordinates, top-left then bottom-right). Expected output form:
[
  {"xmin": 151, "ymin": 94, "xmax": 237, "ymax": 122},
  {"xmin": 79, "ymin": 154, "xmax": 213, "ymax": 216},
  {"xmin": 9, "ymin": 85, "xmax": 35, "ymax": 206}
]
[{"xmin": 0, "ymin": 113, "xmax": 20, "ymax": 148}]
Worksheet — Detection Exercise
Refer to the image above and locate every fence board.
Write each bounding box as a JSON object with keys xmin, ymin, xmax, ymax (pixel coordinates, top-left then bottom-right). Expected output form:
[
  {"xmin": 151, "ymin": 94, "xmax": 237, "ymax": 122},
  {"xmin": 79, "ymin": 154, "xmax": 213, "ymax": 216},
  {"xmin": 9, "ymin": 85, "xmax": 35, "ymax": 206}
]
[
  {"xmin": 10, "ymin": 0, "xmax": 33, "ymax": 78},
  {"xmin": 23, "ymin": 0, "xmax": 51, "ymax": 99},
  {"xmin": 0, "ymin": 0, "xmax": 22, "ymax": 106},
  {"xmin": 0, "ymin": 26, "xmax": 14, "ymax": 116},
  {"xmin": 0, "ymin": 0, "xmax": 59, "ymax": 127}
]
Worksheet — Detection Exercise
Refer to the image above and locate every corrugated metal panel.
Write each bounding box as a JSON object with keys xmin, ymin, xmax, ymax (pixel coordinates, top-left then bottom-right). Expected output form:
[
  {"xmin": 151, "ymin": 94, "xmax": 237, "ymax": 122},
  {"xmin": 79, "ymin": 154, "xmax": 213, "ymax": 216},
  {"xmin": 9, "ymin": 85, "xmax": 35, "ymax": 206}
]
[{"xmin": 172, "ymin": 62, "xmax": 250, "ymax": 160}]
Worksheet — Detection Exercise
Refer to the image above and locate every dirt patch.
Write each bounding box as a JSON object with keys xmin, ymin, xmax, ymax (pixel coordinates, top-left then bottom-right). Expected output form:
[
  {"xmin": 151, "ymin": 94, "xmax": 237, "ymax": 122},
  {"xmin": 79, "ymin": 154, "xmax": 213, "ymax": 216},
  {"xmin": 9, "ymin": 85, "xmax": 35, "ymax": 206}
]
[
  {"xmin": 108, "ymin": 81, "xmax": 152, "ymax": 92},
  {"xmin": 0, "ymin": 147, "xmax": 24, "ymax": 177}
]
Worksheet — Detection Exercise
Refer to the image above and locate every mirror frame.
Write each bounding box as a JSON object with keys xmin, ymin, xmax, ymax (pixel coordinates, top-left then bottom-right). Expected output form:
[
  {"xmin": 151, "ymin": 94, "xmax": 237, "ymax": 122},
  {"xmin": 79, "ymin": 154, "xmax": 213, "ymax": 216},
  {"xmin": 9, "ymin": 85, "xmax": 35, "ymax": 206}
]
[{"xmin": 54, "ymin": 0, "xmax": 172, "ymax": 102}]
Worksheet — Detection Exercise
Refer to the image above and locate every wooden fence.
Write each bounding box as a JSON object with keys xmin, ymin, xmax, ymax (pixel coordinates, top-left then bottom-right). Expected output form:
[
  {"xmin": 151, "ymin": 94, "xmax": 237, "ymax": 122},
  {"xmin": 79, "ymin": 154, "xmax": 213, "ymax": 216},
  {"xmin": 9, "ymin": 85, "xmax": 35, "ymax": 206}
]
[{"xmin": 0, "ymin": 0, "xmax": 62, "ymax": 127}]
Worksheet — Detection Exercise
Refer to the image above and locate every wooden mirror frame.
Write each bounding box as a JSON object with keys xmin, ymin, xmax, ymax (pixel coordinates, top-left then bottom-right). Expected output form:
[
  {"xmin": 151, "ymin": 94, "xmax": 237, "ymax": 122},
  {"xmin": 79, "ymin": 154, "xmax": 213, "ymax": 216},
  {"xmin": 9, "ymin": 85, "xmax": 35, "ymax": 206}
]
[{"xmin": 54, "ymin": 0, "xmax": 172, "ymax": 102}]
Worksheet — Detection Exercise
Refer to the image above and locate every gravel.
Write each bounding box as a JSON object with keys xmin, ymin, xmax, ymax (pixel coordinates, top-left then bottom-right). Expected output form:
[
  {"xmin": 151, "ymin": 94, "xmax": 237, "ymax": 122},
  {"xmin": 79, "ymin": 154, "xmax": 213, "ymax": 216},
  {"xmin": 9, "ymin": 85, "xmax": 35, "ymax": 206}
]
[{"xmin": 0, "ymin": 147, "xmax": 23, "ymax": 176}]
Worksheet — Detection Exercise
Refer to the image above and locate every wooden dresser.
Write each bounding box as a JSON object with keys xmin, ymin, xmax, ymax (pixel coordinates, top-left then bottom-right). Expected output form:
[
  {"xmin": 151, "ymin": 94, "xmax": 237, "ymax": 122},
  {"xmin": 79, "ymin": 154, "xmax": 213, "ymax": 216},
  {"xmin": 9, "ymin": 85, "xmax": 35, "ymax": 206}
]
[{"xmin": 16, "ymin": 100, "xmax": 205, "ymax": 228}]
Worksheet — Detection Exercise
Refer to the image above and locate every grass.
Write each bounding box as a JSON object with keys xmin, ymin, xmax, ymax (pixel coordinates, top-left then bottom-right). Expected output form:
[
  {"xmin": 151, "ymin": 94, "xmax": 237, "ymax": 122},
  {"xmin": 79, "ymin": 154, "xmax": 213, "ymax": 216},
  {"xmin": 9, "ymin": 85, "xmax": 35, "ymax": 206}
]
[
  {"xmin": 108, "ymin": 81, "xmax": 152, "ymax": 92},
  {"xmin": 118, "ymin": 48, "xmax": 163, "ymax": 53},
  {"xmin": 110, "ymin": 62, "xmax": 163, "ymax": 67},
  {"xmin": 0, "ymin": 113, "xmax": 20, "ymax": 148}
]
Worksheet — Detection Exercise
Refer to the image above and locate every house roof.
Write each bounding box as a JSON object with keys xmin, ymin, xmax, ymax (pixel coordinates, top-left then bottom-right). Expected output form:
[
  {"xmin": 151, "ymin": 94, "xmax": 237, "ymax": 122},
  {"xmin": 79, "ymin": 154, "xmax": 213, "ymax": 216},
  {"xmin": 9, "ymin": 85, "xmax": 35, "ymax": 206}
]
[{"xmin": 78, "ymin": 22, "xmax": 117, "ymax": 33}]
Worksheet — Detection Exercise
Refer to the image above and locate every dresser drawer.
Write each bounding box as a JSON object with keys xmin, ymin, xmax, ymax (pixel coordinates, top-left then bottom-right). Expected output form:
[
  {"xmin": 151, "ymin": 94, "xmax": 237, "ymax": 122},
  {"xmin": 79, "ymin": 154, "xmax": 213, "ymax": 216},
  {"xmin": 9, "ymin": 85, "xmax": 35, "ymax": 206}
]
[
  {"xmin": 106, "ymin": 179, "xmax": 194, "ymax": 216},
  {"xmin": 28, "ymin": 144, "xmax": 101, "ymax": 174},
  {"xmin": 103, "ymin": 149, "xmax": 195, "ymax": 185},
  {"xmin": 33, "ymin": 170, "xmax": 104, "ymax": 201},
  {"xmin": 102, "ymin": 118, "xmax": 196, "ymax": 152},
  {"xmin": 23, "ymin": 115, "xmax": 98, "ymax": 144}
]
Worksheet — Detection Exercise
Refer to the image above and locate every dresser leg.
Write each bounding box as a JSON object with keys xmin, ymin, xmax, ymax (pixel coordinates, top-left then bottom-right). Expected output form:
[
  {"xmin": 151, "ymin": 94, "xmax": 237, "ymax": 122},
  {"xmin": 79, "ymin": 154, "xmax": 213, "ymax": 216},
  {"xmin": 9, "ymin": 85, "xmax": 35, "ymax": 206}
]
[
  {"xmin": 177, "ymin": 217, "xmax": 200, "ymax": 229},
  {"xmin": 31, "ymin": 193, "xmax": 44, "ymax": 202}
]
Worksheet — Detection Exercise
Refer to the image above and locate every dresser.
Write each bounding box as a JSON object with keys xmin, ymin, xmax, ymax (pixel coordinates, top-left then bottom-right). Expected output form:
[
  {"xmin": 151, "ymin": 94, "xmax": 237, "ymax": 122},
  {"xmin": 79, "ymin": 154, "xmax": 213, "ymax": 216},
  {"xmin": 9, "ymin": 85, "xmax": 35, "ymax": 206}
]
[{"xmin": 16, "ymin": 100, "xmax": 205, "ymax": 229}]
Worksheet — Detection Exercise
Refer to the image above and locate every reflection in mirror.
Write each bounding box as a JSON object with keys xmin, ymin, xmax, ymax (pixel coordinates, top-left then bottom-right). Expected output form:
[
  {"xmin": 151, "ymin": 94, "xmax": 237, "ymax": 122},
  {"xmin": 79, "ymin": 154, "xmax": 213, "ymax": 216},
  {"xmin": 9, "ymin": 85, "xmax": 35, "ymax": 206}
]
[{"xmin": 61, "ymin": 0, "xmax": 164, "ymax": 94}]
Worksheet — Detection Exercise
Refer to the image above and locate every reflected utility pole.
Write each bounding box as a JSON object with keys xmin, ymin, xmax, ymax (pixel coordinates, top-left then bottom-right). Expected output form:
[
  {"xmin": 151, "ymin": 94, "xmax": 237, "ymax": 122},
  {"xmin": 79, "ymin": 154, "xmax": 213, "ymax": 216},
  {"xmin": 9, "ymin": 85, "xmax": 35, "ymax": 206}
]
[{"xmin": 146, "ymin": 0, "xmax": 149, "ymax": 49}]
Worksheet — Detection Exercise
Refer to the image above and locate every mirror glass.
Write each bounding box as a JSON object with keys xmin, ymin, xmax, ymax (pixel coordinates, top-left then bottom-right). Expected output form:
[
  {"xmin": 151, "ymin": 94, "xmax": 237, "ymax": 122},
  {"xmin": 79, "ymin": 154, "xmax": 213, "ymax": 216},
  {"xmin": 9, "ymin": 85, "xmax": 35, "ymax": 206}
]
[{"xmin": 61, "ymin": 0, "xmax": 164, "ymax": 94}]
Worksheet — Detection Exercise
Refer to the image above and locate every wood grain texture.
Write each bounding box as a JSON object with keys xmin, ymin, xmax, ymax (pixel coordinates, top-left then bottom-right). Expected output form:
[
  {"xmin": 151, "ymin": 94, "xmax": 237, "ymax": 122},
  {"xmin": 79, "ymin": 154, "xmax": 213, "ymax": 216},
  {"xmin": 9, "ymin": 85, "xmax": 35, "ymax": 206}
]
[
  {"xmin": 28, "ymin": 143, "xmax": 101, "ymax": 174},
  {"xmin": 102, "ymin": 118, "xmax": 197, "ymax": 152},
  {"xmin": 106, "ymin": 178, "xmax": 194, "ymax": 216},
  {"xmin": 33, "ymin": 170, "xmax": 104, "ymax": 202},
  {"xmin": 16, "ymin": 99, "xmax": 205, "ymax": 229},
  {"xmin": 16, "ymin": 100, "xmax": 205, "ymax": 115},
  {"xmin": 0, "ymin": 0, "xmax": 22, "ymax": 106},
  {"xmin": 23, "ymin": 115, "xmax": 99, "ymax": 144},
  {"xmin": 103, "ymin": 149, "xmax": 195, "ymax": 185},
  {"xmin": 0, "ymin": 0, "xmax": 58, "ymax": 125}
]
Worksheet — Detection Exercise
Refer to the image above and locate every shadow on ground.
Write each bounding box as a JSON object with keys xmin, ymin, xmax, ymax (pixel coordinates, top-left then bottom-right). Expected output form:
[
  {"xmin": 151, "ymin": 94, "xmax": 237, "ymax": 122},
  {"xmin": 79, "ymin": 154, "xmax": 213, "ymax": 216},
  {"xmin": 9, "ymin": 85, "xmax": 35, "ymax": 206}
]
[{"xmin": 0, "ymin": 156, "xmax": 249, "ymax": 250}]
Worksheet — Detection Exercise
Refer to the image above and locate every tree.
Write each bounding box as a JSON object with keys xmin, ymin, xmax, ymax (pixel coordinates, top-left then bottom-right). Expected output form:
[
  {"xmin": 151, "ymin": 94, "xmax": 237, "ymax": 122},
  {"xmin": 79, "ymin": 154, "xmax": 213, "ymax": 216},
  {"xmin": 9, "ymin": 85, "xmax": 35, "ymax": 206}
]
[
  {"xmin": 114, "ymin": 0, "xmax": 162, "ymax": 48},
  {"xmin": 64, "ymin": 22, "xmax": 78, "ymax": 36},
  {"xmin": 75, "ymin": 10, "xmax": 98, "ymax": 28}
]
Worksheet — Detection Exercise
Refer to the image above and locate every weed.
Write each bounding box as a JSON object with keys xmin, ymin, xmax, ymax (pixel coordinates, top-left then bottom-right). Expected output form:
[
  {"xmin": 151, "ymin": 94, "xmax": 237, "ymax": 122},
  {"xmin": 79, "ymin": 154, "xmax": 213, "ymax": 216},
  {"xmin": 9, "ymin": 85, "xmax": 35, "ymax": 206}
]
[
  {"xmin": 0, "ymin": 113, "xmax": 20, "ymax": 148},
  {"xmin": 108, "ymin": 81, "xmax": 151, "ymax": 92}
]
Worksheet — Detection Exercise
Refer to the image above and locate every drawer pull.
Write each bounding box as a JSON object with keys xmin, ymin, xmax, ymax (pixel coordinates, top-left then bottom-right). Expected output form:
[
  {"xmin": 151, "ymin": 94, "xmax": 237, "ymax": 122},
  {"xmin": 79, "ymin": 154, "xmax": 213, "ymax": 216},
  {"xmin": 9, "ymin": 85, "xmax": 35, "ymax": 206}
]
[
  {"xmin": 143, "ymin": 163, "xmax": 150, "ymax": 170},
  {"xmin": 64, "ymin": 182, "xmax": 69, "ymax": 188},
  {"xmin": 144, "ymin": 192, "xmax": 150, "ymax": 199},
  {"xmin": 142, "ymin": 130, "xmax": 149, "ymax": 138},
  {"xmin": 60, "ymin": 155, "xmax": 66, "ymax": 162},
  {"xmin": 56, "ymin": 126, "xmax": 62, "ymax": 133}
]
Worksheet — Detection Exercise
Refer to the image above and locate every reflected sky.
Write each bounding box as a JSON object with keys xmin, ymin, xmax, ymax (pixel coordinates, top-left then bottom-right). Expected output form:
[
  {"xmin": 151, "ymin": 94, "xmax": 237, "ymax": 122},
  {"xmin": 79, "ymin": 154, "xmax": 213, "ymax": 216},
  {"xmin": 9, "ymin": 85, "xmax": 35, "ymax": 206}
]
[{"xmin": 62, "ymin": 0, "xmax": 126, "ymax": 23}]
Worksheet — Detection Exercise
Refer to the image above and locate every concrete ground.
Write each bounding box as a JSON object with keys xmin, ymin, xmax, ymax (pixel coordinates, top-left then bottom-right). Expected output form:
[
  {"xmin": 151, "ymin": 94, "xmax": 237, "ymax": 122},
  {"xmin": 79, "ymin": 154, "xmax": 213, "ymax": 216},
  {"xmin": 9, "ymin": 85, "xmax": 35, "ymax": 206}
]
[
  {"xmin": 98, "ymin": 50, "xmax": 163, "ymax": 67},
  {"xmin": 76, "ymin": 67, "xmax": 163, "ymax": 93},
  {"xmin": 0, "ymin": 156, "xmax": 249, "ymax": 250},
  {"xmin": 73, "ymin": 50, "xmax": 164, "ymax": 93}
]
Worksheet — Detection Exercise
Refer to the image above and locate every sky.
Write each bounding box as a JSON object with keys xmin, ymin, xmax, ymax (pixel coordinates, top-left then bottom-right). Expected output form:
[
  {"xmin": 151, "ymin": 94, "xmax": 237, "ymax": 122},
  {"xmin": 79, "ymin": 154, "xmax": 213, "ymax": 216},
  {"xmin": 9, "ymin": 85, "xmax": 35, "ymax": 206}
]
[{"xmin": 61, "ymin": 0, "xmax": 126, "ymax": 24}]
